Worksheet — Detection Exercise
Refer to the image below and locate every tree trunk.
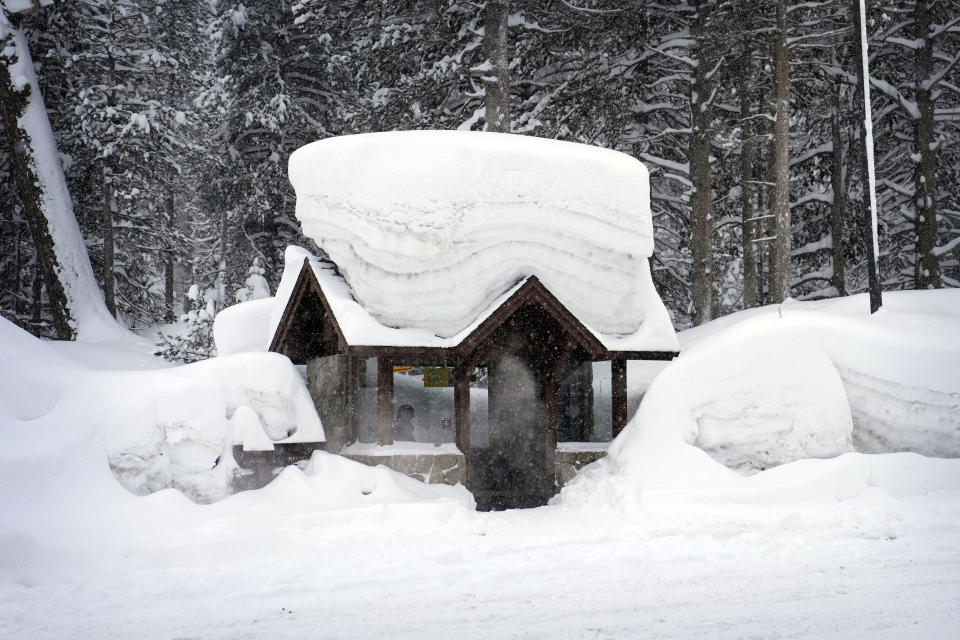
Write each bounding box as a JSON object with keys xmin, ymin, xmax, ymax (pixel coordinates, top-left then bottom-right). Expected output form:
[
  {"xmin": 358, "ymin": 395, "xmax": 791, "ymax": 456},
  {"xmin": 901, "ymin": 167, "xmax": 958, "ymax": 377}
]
[
  {"xmin": 31, "ymin": 263, "xmax": 41, "ymax": 324},
  {"xmin": 483, "ymin": 0, "xmax": 510, "ymax": 132},
  {"xmin": 101, "ymin": 162, "xmax": 116, "ymax": 317},
  {"xmin": 689, "ymin": 0, "xmax": 714, "ymax": 325},
  {"xmin": 13, "ymin": 213, "xmax": 22, "ymax": 317},
  {"xmin": 218, "ymin": 208, "xmax": 228, "ymax": 308},
  {"xmin": 0, "ymin": 11, "xmax": 113, "ymax": 339},
  {"xmin": 739, "ymin": 47, "xmax": 759, "ymax": 310},
  {"xmin": 770, "ymin": 0, "xmax": 792, "ymax": 303},
  {"xmin": 830, "ymin": 81, "xmax": 847, "ymax": 296},
  {"xmin": 164, "ymin": 191, "xmax": 176, "ymax": 321},
  {"xmin": 912, "ymin": 0, "xmax": 941, "ymax": 289},
  {"xmin": 755, "ymin": 91, "xmax": 770, "ymax": 305}
]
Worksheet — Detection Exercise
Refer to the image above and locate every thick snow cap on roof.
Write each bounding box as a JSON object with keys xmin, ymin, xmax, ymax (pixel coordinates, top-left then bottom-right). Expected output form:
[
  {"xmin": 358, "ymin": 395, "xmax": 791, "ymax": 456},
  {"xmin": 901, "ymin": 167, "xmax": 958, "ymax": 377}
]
[{"xmin": 289, "ymin": 130, "xmax": 672, "ymax": 343}]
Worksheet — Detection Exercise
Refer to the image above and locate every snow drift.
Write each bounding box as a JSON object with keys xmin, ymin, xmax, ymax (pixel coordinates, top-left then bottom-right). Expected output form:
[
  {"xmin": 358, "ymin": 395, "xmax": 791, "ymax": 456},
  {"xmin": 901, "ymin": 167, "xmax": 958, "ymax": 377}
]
[
  {"xmin": 559, "ymin": 290, "xmax": 960, "ymax": 507},
  {"xmin": 288, "ymin": 130, "xmax": 673, "ymax": 344},
  {"xmin": 0, "ymin": 318, "xmax": 322, "ymax": 503},
  {"xmin": 0, "ymin": 317, "xmax": 470, "ymax": 551}
]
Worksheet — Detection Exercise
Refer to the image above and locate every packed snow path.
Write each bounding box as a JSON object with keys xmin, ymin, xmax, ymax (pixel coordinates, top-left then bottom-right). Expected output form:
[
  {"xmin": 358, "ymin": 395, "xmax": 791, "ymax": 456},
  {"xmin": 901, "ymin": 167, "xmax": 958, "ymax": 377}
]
[{"xmin": 4, "ymin": 496, "xmax": 959, "ymax": 639}]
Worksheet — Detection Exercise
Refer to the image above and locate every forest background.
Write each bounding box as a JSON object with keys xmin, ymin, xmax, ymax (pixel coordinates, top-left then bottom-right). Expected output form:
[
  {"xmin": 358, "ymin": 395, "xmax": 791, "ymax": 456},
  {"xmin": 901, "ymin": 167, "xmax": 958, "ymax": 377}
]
[{"xmin": 1, "ymin": 0, "xmax": 958, "ymax": 359}]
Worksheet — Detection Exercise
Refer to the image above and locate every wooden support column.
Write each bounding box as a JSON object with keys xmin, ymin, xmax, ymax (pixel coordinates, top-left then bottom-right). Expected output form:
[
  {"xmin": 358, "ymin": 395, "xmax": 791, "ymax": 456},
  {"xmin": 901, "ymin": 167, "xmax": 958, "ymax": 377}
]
[
  {"xmin": 543, "ymin": 345, "xmax": 569, "ymax": 497},
  {"xmin": 544, "ymin": 371, "xmax": 558, "ymax": 466},
  {"xmin": 346, "ymin": 356, "xmax": 358, "ymax": 445},
  {"xmin": 454, "ymin": 363, "xmax": 471, "ymax": 453},
  {"xmin": 611, "ymin": 357, "xmax": 628, "ymax": 438},
  {"xmin": 377, "ymin": 357, "xmax": 394, "ymax": 446},
  {"xmin": 546, "ymin": 346, "xmax": 569, "ymax": 453}
]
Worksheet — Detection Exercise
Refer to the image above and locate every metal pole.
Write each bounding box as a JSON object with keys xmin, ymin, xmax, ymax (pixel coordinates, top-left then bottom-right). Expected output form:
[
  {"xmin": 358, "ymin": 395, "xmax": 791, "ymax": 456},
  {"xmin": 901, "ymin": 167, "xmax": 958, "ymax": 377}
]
[{"xmin": 853, "ymin": 0, "xmax": 883, "ymax": 313}]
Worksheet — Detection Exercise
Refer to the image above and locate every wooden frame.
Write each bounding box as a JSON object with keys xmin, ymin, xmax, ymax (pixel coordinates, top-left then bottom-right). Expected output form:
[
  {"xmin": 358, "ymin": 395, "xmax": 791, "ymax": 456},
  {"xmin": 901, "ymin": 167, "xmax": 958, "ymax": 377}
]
[
  {"xmin": 270, "ymin": 261, "xmax": 678, "ymax": 466},
  {"xmin": 611, "ymin": 358, "xmax": 628, "ymax": 437},
  {"xmin": 376, "ymin": 357, "xmax": 393, "ymax": 445},
  {"xmin": 269, "ymin": 259, "xmax": 348, "ymax": 362}
]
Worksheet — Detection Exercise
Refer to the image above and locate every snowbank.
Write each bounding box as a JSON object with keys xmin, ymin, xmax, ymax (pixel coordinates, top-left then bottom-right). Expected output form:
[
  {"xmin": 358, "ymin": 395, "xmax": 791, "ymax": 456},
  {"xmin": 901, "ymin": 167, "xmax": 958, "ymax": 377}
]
[
  {"xmin": 559, "ymin": 290, "xmax": 960, "ymax": 507},
  {"xmin": 91, "ymin": 351, "xmax": 324, "ymax": 500},
  {"xmin": 670, "ymin": 317, "xmax": 856, "ymax": 473},
  {"xmin": 0, "ymin": 318, "xmax": 470, "ymax": 558},
  {"xmin": 0, "ymin": 318, "xmax": 322, "ymax": 503},
  {"xmin": 288, "ymin": 131, "xmax": 674, "ymax": 345}
]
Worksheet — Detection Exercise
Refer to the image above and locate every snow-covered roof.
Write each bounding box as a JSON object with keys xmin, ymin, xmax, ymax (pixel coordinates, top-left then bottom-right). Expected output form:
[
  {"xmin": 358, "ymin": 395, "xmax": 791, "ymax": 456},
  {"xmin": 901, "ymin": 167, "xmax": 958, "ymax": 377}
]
[
  {"xmin": 289, "ymin": 130, "xmax": 674, "ymax": 347},
  {"xmin": 269, "ymin": 247, "xmax": 678, "ymax": 356}
]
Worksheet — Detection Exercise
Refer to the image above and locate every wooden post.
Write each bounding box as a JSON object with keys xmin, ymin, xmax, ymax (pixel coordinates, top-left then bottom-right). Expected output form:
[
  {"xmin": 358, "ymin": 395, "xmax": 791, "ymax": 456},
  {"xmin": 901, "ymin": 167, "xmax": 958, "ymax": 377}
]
[
  {"xmin": 543, "ymin": 345, "xmax": 570, "ymax": 498},
  {"xmin": 578, "ymin": 361, "xmax": 594, "ymax": 442},
  {"xmin": 611, "ymin": 358, "xmax": 628, "ymax": 438},
  {"xmin": 346, "ymin": 356, "xmax": 362, "ymax": 445},
  {"xmin": 454, "ymin": 363, "xmax": 471, "ymax": 453},
  {"xmin": 377, "ymin": 357, "xmax": 393, "ymax": 445},
  {"xmin": 544, "ymin": 370, "xmax": 558, "ymax": 497}
]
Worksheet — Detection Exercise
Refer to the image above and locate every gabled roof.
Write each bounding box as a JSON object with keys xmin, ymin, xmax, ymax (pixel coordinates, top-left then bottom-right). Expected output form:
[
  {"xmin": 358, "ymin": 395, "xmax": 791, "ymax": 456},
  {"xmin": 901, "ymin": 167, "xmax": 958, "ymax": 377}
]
[
  {"xmin": 268, "ymin": 259, "xmax": 346, "ymax": 356},
  {"xmin": 455, "ymin": 276, "xmax": 606, "ymax": 361},
  {"xmin": 269, "ymin": 254, "xmax": 679, "ymax": 364}
]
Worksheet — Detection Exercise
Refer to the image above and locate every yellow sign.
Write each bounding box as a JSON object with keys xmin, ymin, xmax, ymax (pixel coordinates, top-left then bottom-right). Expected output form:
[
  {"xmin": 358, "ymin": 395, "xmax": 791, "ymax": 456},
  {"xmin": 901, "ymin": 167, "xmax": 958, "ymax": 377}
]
[
  {"xmin": 423, "ymin": 367, "xmax": 452, "ymax": 388},
  {"xmin": 393, "ymin": 365, "xmax": 414, "ymax": 373}
]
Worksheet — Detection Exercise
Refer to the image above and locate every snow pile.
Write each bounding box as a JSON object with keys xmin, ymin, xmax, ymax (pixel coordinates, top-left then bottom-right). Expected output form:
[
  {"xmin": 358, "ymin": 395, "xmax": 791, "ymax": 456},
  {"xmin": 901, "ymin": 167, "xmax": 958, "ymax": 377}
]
[
  {"xmin": 1, "ymin": 319, "xmax": 470, "ymax": 554},
  {"xmin": 559, "ymin": 290, "xmax": 960, "ymax": 507},
  {"xmin": 673, "ymin": 319, "xmax": 855, "ymax": 473},
  {"xmin": 0, "ymin": 318, "xmax": 321, "ymax": 503},
  {"xmin": 213, "ymin": 259, "xmax": 274, "ymax": 355},
  {"xmin": 215, "ymin": 246, "xmax": 312, "ymax": 355},
  {"xmin": 102, "ymin": 352, "xmax": 324, "ymax": 499},
  {"xmin": 798, "ymin": 290, "xmax": 960, "ymax": 458},
  {"xmin": 288, "ymin": 131, "xmax": 673, "ymax": 346},
  {"xmin": 265, "ymin": 451, "xmax": 473, "ymax": 511}
]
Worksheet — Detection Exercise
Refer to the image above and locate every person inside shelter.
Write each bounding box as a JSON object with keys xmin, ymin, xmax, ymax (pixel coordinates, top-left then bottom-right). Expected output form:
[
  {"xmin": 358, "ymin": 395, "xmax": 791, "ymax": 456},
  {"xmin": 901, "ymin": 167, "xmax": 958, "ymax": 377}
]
[{"xmin": 394, "ymin": 404, "xmax": 416, "ymax": 441}]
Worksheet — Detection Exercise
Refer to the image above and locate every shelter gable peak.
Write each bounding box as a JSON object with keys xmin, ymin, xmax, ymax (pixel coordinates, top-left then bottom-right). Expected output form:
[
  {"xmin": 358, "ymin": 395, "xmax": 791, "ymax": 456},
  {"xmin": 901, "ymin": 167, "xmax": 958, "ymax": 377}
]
[{"xmin": 455, "ymin": 275, "xmax": 606, "ymax": 361}]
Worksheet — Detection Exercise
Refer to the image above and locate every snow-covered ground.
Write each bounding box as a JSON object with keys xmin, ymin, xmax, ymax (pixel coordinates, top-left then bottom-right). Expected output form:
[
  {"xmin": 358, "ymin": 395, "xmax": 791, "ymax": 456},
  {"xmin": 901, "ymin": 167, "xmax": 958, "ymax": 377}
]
[
  {"xmin": 4, "ymin": 491, "xmax": 960, "ymax": 639},
  {"xmin": 2, "ymin": 290, "xmax": 960, "ymax": 638}
]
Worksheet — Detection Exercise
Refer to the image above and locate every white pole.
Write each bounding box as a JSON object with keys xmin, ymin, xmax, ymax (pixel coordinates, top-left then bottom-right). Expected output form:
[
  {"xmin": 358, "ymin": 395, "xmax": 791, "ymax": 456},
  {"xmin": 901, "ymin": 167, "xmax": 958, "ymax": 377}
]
[
  {"xmin": 855, "ymin": 0, "xmax": 883, "ymax": 312},
  {"xmin": 859, "ymin": 0, "xmax": 880, "ymax": 265}
]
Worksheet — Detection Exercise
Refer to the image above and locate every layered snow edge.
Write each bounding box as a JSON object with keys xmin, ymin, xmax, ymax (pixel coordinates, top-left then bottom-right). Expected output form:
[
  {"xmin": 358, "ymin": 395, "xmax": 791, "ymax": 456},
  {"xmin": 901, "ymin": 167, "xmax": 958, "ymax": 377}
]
[
  {"xmin": 288, "ymin": 130, "xmax": 668, "ymax": 339},
  {"xmin": 558, "ymin": 290, "xmax": 960, "ymax": 508},
  {"xmin": 216, "ymin": 246, "xmax": 678, "ymax": 353}
]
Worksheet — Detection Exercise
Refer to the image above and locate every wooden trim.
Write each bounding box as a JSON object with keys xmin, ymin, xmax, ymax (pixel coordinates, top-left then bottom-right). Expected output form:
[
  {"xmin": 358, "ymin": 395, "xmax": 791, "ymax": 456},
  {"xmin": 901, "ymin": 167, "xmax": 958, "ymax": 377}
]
[
  {"xmin": 611, "ymin": 357, "xmax": 628, "ymax": 438},
  {"xmin": 376, "ymin": 357, "xmax": 394, "ymax": 445},
  {"xmin": 347, "ymin": 345, "xmax": 457, "ymax": 364},
  {"xmin": 455, "ymin": 276, "xmax": 607, "ymax": 361},
  {"xmin": 271, "ymin": 262, "xmax": 680, "ymax": 367},
  {"xmin": 267, "ymin": 260, "xmax": 312, "ymax": 353},
  {"xmin": 527, "ymin": 286, "xmax": 606, "ymax": 359},
  {"xmin": 268, "ymin": 258, "xmax": 349, "ymax": 357},
  {"xmin": 602, "ymin": 350, "xmax": 678, "ymax": 361},
  {"xmin": 346, "ymin": 345, "xmax": 680, "ymax": 364},
  {"xmin": 304, "ymin": 261, "xmax": 348, "ymax": 352}
]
